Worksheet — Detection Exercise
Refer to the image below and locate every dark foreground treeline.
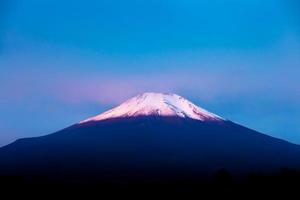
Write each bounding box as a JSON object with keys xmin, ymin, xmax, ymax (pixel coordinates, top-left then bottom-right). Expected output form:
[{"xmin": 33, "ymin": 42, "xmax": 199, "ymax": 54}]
[{"xmin": 1, "ymin": 168, "xmax": 300, "ymax": 198}]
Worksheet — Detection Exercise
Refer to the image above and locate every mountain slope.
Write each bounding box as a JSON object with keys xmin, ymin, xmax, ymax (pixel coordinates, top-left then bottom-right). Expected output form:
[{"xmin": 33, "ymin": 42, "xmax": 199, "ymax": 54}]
[
  {"xmin": 0, "ymin": 93, "xmax": 300, "ymax": 184},
  {"xmin": 1, "ymin": 117, "xmax": 300, "ymax": 181}
]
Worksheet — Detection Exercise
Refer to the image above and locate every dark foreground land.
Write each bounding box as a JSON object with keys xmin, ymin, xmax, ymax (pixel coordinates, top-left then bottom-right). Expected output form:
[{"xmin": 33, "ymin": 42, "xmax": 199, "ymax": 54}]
[{"xmin": 1, "ymin": 168, "xmax": 300, "ymax": 198}]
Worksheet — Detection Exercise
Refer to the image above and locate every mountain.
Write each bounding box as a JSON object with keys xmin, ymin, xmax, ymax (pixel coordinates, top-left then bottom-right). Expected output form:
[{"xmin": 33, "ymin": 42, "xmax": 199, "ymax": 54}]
[{"xmin": 1, "ymin": 92, "xmax": 300, "ymax": 196}]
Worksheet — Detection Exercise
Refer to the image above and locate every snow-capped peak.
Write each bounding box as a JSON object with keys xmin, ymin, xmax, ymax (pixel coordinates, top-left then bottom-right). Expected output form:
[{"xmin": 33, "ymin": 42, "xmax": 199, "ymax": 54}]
[{"xmin": 79, "ymin": 92, "xmax": 224, "ymax": 123}]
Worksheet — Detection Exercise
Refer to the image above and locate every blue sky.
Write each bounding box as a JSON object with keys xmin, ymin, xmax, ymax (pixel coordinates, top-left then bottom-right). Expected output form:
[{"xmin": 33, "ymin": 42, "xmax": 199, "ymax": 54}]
[{"xmin": 0, "ymin": 0, "xmax": 300, "ymax": 146}]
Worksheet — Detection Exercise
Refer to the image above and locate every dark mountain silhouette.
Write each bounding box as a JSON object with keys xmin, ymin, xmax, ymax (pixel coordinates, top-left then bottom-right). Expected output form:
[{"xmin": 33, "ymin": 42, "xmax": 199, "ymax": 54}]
[
  {"xmin": 0, "ymin": 93, "xmax": 299, "ymax": 197},
  {"xmin": 1, "ymin": 117, "xmax": 300, "ymax": 177}
]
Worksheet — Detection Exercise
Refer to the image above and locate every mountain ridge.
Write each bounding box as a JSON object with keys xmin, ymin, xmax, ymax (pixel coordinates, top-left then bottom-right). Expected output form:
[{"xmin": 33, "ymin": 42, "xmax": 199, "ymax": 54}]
[{"xmin": 1, "ymin": 93, "xmax": 300, "ymax": 196}]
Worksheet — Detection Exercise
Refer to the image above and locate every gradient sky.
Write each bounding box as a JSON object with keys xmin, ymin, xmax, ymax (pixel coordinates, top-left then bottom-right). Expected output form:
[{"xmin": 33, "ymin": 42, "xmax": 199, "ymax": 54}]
[{"xmin": 0, "ymin": 0, "xmax": 300, "ymax": 146}]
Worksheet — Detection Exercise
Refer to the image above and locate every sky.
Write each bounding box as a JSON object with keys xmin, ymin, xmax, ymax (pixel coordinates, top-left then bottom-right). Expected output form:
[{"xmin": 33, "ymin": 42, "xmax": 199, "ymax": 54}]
[{"xmin": 0, "ymin": 0, "xmax": 300, "ymax": 146}]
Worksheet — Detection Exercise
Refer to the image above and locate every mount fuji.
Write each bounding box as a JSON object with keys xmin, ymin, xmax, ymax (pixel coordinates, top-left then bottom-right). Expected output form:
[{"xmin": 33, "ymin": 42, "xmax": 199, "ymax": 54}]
[{"xmin": 1, "ymin": 92, "xmax": 300, "ymax": 195}]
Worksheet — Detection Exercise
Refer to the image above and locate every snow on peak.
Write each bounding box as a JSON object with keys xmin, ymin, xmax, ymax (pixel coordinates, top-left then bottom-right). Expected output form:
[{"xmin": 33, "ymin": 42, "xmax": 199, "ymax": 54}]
[{"xmin": 79, "ymin": 92, "xmax": 224, "ymax": 123}]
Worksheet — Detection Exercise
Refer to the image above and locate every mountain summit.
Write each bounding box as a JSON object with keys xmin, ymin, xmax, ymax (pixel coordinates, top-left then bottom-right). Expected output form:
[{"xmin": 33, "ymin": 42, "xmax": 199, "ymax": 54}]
[{"xmin": 80, "ymin": 92, "xmax": 224, "ymax": 123}]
